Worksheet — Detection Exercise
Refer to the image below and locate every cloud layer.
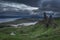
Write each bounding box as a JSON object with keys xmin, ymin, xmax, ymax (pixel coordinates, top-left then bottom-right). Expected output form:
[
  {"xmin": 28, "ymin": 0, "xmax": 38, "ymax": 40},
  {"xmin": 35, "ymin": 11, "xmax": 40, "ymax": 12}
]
[
  {"xmin": 2, "ymin": 0, "xmax": 38, "ymax": 7},
  {"xmin": 38, "ymin": 0, "xmax": 60, "ymax": 11},
  {"xmin": 0, "ymin": 2, "xmax": 38, "ymax": 11},
  {"xmin": 0, "ymin": 1, "xmax": 39, "ymax": 16}
]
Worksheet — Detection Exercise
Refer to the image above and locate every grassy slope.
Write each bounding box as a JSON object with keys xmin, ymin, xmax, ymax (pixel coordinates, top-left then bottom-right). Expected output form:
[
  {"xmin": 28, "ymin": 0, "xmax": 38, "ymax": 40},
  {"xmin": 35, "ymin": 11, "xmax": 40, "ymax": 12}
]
[{"xmin": 0, "ymin": 19, "xmax": 60, "ymax": 40}]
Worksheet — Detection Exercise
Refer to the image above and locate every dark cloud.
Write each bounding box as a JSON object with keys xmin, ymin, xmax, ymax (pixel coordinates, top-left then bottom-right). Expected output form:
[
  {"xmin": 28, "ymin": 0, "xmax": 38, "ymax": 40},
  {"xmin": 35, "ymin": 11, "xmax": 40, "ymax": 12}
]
[
  {"xmin": 0, "ymin": 2, "xmax": 39, "ymax": 17},
  {"xmin": 1, "ymin": 0, "xmax": 60, "ymax": 11},
  {"xmin": 38, "ymin": 0, "xmax": 60, "ymax": 11},
  {"xmin": 2, "ymin": 0, "xmax": 39, "ymax": 7}
]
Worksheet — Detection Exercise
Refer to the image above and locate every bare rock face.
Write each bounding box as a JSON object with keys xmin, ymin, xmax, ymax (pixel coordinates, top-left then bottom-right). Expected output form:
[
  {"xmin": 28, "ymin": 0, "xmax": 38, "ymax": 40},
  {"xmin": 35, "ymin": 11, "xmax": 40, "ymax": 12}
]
[{"xmin": 37, "ymin": 12, "xmax": 57, "ymax": 28}]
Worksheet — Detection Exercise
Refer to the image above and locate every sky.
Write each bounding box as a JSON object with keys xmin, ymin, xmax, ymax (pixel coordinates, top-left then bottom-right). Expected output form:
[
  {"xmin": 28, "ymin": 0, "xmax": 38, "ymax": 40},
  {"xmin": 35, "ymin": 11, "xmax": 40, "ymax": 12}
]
[
  {"xmin": 0, "ymin": 0, "xmax": 60, "ymax": 11},
  {"xmin": 0, "ymin": 0, "xmax": 60, "ymax": 22},
  {"xmin": 0, "ymin": 0, "xmax": 39, "ymax": 22},
  {"xmin": 2, "ymin": 0, "xmax": 39, "ymax": 7},
  {"xmin": 1, "ymin": 0, "xmax": 60, "ymax": 8},
  {"xmin": 38, "ymin": 0, "xmax": 60, "ymax": 11},
  {"xmin": 0, "ymin": 0, "xmax": 60, "ymax": 16}
]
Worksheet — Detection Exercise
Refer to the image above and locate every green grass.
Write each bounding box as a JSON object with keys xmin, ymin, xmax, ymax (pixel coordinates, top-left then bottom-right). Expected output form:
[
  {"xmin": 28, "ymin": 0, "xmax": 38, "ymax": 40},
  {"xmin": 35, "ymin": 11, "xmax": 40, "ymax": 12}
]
[{"xmin": 0, "ymin": 19, "xmax": 60, "ymax": 40}]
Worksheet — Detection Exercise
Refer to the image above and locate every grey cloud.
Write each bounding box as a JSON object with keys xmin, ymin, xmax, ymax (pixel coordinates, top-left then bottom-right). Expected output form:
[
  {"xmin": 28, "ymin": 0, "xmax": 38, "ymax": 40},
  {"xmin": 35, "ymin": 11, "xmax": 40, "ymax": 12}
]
[
  {"xmin": 38, "ymin": 0, "xmax": 60, "ymax": 11},
  {"xmin": 0, "ymin": 2, "xmax": 39, "ymax": 16},
  {"xmin": 1, "ymin": 0, "xmax": 39, "ymax": 7}
]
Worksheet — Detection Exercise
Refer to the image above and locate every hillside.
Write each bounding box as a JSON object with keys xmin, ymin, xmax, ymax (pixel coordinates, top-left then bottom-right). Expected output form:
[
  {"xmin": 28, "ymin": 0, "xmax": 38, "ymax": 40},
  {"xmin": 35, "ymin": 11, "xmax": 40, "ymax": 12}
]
[{"xmin": 0, "ymin": 18, "xmax": 60, "ymax": 40}]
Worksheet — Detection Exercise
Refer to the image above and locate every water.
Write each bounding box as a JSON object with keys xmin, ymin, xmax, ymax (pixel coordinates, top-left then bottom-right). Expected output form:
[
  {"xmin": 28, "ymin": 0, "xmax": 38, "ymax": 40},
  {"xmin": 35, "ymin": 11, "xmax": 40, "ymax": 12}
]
[
  {"xmin": 0, "ymin": 18, "xmax": 19, "ymax": 23},
  {"xmin": 11, "ymin": 21, "xmax": 37, "ymax": 27},
  {"xmin": 18, "ymin": 22, "xmax": 37, "ymax": 26}
]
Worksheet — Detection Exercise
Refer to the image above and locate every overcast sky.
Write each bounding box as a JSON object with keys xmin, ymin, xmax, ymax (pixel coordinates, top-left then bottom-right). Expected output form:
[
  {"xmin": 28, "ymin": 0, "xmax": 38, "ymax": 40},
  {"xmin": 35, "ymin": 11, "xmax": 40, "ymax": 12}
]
[
  {"xmin": 0, "ymin": 0, "xmax": 60, "ymax": 10},
  {"xmin": 0, "ymin": 0, "xmax": 60, "ymax": 22},
  {"xmin": 1, "ymin": 0, "xmax": 60, "ymax": 7},
  {"xmin": 0, "ymin": 0, "xmax": 60, "ymax": 16}
]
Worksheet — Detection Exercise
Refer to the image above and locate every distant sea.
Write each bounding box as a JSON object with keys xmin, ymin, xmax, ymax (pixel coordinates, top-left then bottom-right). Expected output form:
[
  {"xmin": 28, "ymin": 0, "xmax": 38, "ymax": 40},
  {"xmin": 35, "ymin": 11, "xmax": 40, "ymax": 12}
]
[
  {"xmin": 0, "ymin": 15, "xmax": 60, "ymax": 23},
  {"xmin": 0, "ymin": 15, "xmax": 43, "ymax": 23},
  {"xmin": 0, "ymin": 18, "xmax": 19, "ymax": 23}
]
